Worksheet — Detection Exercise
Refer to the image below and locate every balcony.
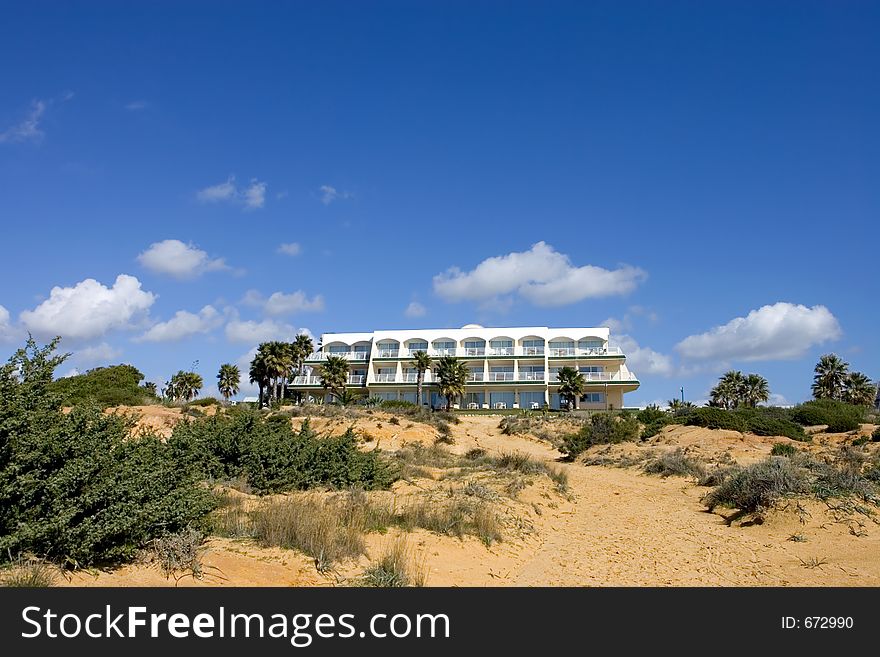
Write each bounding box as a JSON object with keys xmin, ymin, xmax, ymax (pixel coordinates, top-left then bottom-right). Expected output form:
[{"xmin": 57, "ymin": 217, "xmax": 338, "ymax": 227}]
[
  {"xmin": 487, "ymin": 347, "xmax": 514, "ymax": 356},
  {"xmin": 305, "ymin": 351, "xmax": 369, "ymax": 361},
  {"xmin": 518, "ymin": 371, "xmax": 545, "ymax": 381},
  {"xmin": 372, "ymin": 373, "xmax": 432, "ymax": 384},
  {"xmin": 549, "ymin": 371, "xmax": 638, "ymax": 382},
  {"xmin": 547, "ymin": 347, "xmax": 623, "ymax": 358},
  {"xmin": 376, "ymin": 349, "xmax": 400, "ymax": 358},
  {"xmin": 462, "ymin": 348, "xmax": 485, "ymax": 357},
  {"xmin": 521, "ymin": 346, "xmax": 544, "ymax": 356},
  {"xmin": 487, "ymin": 372, "xmax": 515, "ymax": 382},
  {"xmin": 289, "ymin": 374, "xmax": 366, "ymax": 386},
  {"xmin": 466, "ymin": 372, "xmax": 484, "ymax": 382}
]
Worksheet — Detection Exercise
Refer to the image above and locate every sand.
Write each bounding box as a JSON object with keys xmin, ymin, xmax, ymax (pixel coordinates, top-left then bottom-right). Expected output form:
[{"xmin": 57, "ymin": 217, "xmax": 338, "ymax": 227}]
[{"xmin": 59, "ymin": 408, "xmax": 880, "ymax": 587}]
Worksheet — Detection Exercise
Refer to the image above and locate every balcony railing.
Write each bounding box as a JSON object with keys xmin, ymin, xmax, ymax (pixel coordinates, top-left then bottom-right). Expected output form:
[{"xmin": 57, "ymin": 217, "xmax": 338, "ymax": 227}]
[
  {"xmin": 347, "ymin": 375, "xmax": 365, "ymax": 385},
  {"xmin": 467, "ymin": 372, "xmax": 484, "ymax": 382},
  {"xmin": 549, "ymin": 371, "xmax": 638, "ymax": 382},
  {"xmin": 290, "ymin": 374, "xmax": 366, "ymax": 386},
  {"xmin": 487, "ymin": 372, "xmax": 515, "ymax": 382},
  {"xmin": 487, "ymin": 347, "xmax": 514, "ymax": 356},
  {"xmin": 376, "ymin": 349, "xmax": 400, "ymax": 358},
  {"xmin": 305, "ymin": 351, "xmax": 369, "ymax": 361},
  {"xmin": 547, "ymin": 347, "xmax": 623, "ymax": 358},
  {"xmin": 462, "ymin": 348, "xmax": 485, "ymax": 357},
  {"xmin": 521, "ymin": 347, "xmax": 544, "ymax": 356},
  {"xmin": 518, "ymin": 371, "xmax": 545, "ymax": 381}
]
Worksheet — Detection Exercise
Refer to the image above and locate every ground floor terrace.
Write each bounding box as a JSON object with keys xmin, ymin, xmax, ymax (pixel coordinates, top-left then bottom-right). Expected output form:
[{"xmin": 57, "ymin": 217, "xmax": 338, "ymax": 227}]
[{"xmin": 289, "ymin": 382, "xmax": 636, "ymax": 411}]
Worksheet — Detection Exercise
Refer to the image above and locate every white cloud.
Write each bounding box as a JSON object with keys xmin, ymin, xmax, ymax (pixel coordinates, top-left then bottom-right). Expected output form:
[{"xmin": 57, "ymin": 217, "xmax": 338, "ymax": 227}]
[
  {"xmin": 613, "ymin": 334, "xmax": 676, "ymax": 377},
  {"xmin": 264, "ymin": 291, "xmax": 324, "ymax": 316},
  {"xmin": 226, "ymin": 318, "xmax": 303, "ymax": 343},
  {"xmin": 277, "ymin": 242, "xmax": 302, "ymax": 256},
  {"xmin": 0, "ymin": 305, "xmax": 20, "ymax": 342},
  {"xmin": 243, "ymin": 179, "xmax": 267, "ymax": 209},
  {"xmin": 125, "ymin": 100, "xmax": 148, "ymax": 111},
  {"xmin": 137, "ymin": 239, "xmax": 229, "ymax": 279},
  {"xmin": 319, "ymin": 185, "xmax": 352, "ymax": 205},
  {"xmin": 675, "ymin": 302, "xmax": 841, "ymax": 362},
  {"xmin": 136, "ymin": 305, "xmax": 223, "ymax": 342},
  {"xmin": 70, "ymin": 342, "xmax": 123, "ymax": 366},
  {"xmin": 197, "ymin": 175, "xmax": 268, "ymax": 210},
  {"xmin": 241, "ymin": 290, "xmax": 324, "ymax": 316},
  {"xmin": 20, "ymin": 274, "xmax": 156, "ymax": 341},
  {"xmin": 404, "ymin": 301, "xmax": 426, "ymax": 318},
  {"xmin": 0, "ymin": 100, "xmax": 46, "ymax": 143},
  {"xmin": 433, "ymin": 242, "xmax": 647, "ymax": 308},
  {"xmin": 762, "ymin": 393, "xmax": 791, "ymax": 407}
]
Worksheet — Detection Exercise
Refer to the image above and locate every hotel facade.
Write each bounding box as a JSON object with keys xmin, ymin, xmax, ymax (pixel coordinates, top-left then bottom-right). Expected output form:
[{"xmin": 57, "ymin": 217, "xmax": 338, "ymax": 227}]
[{"xmin": 289, "ymin": 325, "xmax": 639, "ymax": 410}]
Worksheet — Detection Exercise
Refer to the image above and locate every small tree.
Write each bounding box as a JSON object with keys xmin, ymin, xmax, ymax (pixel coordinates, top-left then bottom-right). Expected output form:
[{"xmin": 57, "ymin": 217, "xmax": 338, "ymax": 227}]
[
  {"xmin": 169, "ymin": 370, "xmax": 203, "ymax": 402},
  {"xmin": 812, "ymin": 354, "xmax": 848, "ymax": 401},
  {"xmin": 320, "ymin": 355, "xmax": 350, "ymax": 403},
  {"xmin": 435, "ymin": 356, "xmax": 468, "ymax": 411},
  {"xmin": 217, "ymin": 363, "xmax": 241, "ymax": 403},
  {"xmin": 411, "ymin": 350, "xmax": 432, "ymax": 407},
  {"xmin": 556, "ymin": 366, "xmax": 585, "ymax": 410}
]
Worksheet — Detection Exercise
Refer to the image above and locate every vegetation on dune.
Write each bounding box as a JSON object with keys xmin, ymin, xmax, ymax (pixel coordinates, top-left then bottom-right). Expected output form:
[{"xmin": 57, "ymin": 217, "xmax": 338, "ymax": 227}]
[
  {"xmin": 560, "ymin": 412, "xmax": 640, "ymax": 459},
  {"xmin": 709, "ymin": 370, "xmax": 770, "ymax": 410},
  {"xmin": 0, "ymin": 338, "xmax": 214, "ymax": 567},
  {"xmin": 217, "ymin": 363, "xmax": 241, "ymax": 403},
  {"xmin": 789, "ymin": 399, "xmax": 865, "ymax": 433},
  {"xmin": 812, "ymin": 354, "xmax": 876, "ymax": 406},
  {"xmin": 165, "ymin": 369, "xmax": 203, "ymax": 402},
  {"xmin": 49, "ymin": 363, "xmax": 159, "ymax": 407}
]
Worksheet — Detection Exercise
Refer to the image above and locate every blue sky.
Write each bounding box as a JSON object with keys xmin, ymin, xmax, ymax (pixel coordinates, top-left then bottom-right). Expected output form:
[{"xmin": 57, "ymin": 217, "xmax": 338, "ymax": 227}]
[{"xmin": 1, "ymin": 1, "xmax": 877, "ymax": 405}]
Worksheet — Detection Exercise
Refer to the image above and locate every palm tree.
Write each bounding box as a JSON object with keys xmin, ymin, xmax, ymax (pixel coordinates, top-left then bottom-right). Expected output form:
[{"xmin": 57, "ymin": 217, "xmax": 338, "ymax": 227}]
[
  {"xmin": 290, "ymin": 334, "xmax": 315, "ymax": 402},
  {"xmin": 743, "ymin": 373, "xmax": 770, "ymax": 408},
  {"xmin": 556, "ymin": 366, "xmax": 585, "ymax": 410},
  {"xmin": 169, "ymin": 370, "xmax": 203, "ymax": 402},
  {"xmin": 217, "ymin": 363, "xmax": 241, "ymax": 403},
  {"xmin": 434, "ymin": 355, "xmax": 468, "ymax": 411},
  {"xmin": 320, "ymin": 355, "xmax": 349, "ymax": 403},
  {"xmin": 249, "ymin": 351, "xmax": 270, "ymax": 407},
  {"xmin": 411, "ymin": 350, "xmax": 432, "ymax": 407},
  {"xmin": 842, "ymin": 371, "xmax": 876, "ymax": 406},
  {"xmin": 812, "ymin": 354, "xmax": 849, "ymax": 401},
  {"xmin": 710, "ymin": 370, "xmax": 746, "ymax": 409},
  {"xmin": 259, "ymin": 341, "xmax": 293, "ymax": 402}
]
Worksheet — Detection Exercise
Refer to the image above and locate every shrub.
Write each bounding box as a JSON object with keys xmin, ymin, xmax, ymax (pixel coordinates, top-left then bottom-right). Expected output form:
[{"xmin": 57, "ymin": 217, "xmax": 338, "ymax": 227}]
[
  {"xmin": 168, "ymin": 411, "xmax": 396, "ymax": 494},
  {"xmin": 0, "ymin": 340, "xmax": 214, "ymax": 567},
  {"xmin": 703, "ymin": 457, "xmax": 811, "ymax": 514},
  {"xmin": 684, "ymin": 407, "xmax": 747, "ymax": 431},
  {"xmin": 48, "ymin": 364, "xmax": 159, "ymax": 408},
  {"xmin": 560, "ymin": 412, "xmax": 640, "ymax": 459},
  {"xmin": 791, "ymin": 400, "xmax": 865, "ymax": 433},
  {"xmin": 770, "ymin": 442, "xmax": 799, "ymax": 457},
  {"xmin": 186, "ymin": 397, "xmax": 221, "ymax": 407},
  {"xmin": 637, "ymin": 406, "xmax": 667, "ymax": 424},
  {"xmin": 150, "ymin": 528, "xmax": 205, "ymax": 579},
  {"xmin": 643, "ymin": 449, "xmax": 706, "ymax": 479},
  {"xmin": 735, "ymin": 410, "xmax": 808, "ymax": 441},
  {"xmin": 873, "ymin": 427, "xmax": 880, "ymax": 442}
]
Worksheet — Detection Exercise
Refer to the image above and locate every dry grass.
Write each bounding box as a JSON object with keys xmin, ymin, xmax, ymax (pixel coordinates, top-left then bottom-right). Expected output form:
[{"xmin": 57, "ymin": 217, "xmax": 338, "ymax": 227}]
[
  {"xmin": 150, "ymin": 528, "xmax": 205, "ymax": 579},
  {"xmin": 0, "ymin": 557, "xmax": 58, "ymax": 587},
  {"xmin": 360, "ymin": 537, "xmax": 427, "ymax": 587}
]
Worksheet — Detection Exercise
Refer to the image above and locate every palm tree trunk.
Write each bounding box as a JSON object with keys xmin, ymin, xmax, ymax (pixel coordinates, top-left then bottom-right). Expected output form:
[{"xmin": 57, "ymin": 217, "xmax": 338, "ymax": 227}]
[{"xmin": 416, "ymin": 372, "xmax": 423, "ymax": 406}]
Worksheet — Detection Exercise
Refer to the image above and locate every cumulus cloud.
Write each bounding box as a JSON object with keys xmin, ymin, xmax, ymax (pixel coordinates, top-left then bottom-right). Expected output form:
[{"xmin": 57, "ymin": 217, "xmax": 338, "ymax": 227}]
[
  {"xmin": 277, "ymin": 242, "xmax": 302, "ymax": 256},
  {"xmin": 70, "ymin": 342, "xmax": 123, "ymax": 367},
  {"xmin": 613, "ymin": 334, "xmax": 677, "ymax": 377},
  {"xmin": 404, "ymin": 302, "xmax": 426, "ymax": 318},
  {"xmin": 241, "ymin": 290, "xmax": 324, "ymax": 316},
  {"xmin": 264, "ymin": 291, "xmax": 324, "ymax": 316},
  {"xmin": 197, "ymin": 175, "xmax": 268, "ymax": 209},
  {"xmin": 226, "ymin": 318, "xmax": 301, "ymax": 343},
  {"xmin": 137, "ymin": 239, "xmax": 229, "ymax": 279},
  {"xmin": 0, "ymin": 100, "xmax": 46, "ymax": 143},
  {"xmin": 19, "ymin": 275, "xmax": 156, "ymax": 341},
  {"xmin": 675, "ymin": 302, "xmax": 841, "ymax": 362},
  {"xmin": 0, "ymin": 305, "xmax": 20, "ymax": 342},
  {"xmin": 433, "ymin": 242, "xmax": 647, "ymax": 308},
  {"xmin": 136, "ymin": 305, "xmax": 223, "ymax": 342},
  {"xmin": 319, "ymin": 185, "xmax": 352, "ymax": 205}
]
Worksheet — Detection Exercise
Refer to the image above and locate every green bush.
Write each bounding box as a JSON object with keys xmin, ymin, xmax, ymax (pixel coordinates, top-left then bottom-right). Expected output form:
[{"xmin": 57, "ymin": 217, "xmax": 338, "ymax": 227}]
[
  {"xmin": 0, "ymin": 339, "xmax": 213, "ymax": 566},
  {"xmin": 168, "ymin": 411, "xmax": 396, "ymax": 495},
  {"xmin": 790, "ymin": 400, "xmax": 865, "ymax": 433},
  {"xmin": 643, "ymin": 449, "xmax": 706, "ymax": 479},
  {"xmin": 561, "ymin": 412, "xmax": 640, "ymax": 459},
  {"xmin": 770, "ymin": 442, "xmax": 799, "ymax": 457},
  {"xmin": 703, "ymin": 457, "xmax": 811, "ymax": 514},
  {"xmin": 734, "ymin": 410, "xmax": 808, "ymax": 441},
  {"xmin": 873, "ymin": 427, "xmax": 880, "ymax": 442},
  {"xmin": 684, "ymin": 407, "xmax": 747, "ymax": 431},
  {"xmin": 186, "ymin": 397, "xmax": 221, "ymax": 407},
  {"xmin": 48, "ymin": 364, "xmax": 159, "ymax": 408},
  {"xmin": 637, "ymin": 406, "xmax": 667, "ymax": 424}
]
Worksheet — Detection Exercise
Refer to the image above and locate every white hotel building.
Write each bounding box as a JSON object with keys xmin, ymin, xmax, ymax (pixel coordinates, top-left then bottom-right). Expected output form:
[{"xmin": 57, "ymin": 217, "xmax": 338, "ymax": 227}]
[{"xmin": 289, "ymin": 325, "xmax": 640, "ymax": 410}]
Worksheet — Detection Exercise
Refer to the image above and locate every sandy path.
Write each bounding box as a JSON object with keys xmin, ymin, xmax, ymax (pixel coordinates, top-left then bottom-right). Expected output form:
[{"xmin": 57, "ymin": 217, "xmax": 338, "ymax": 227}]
[{"xmin": 447, "ymin": 416, "xmax": 880, "ymax": 587}]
